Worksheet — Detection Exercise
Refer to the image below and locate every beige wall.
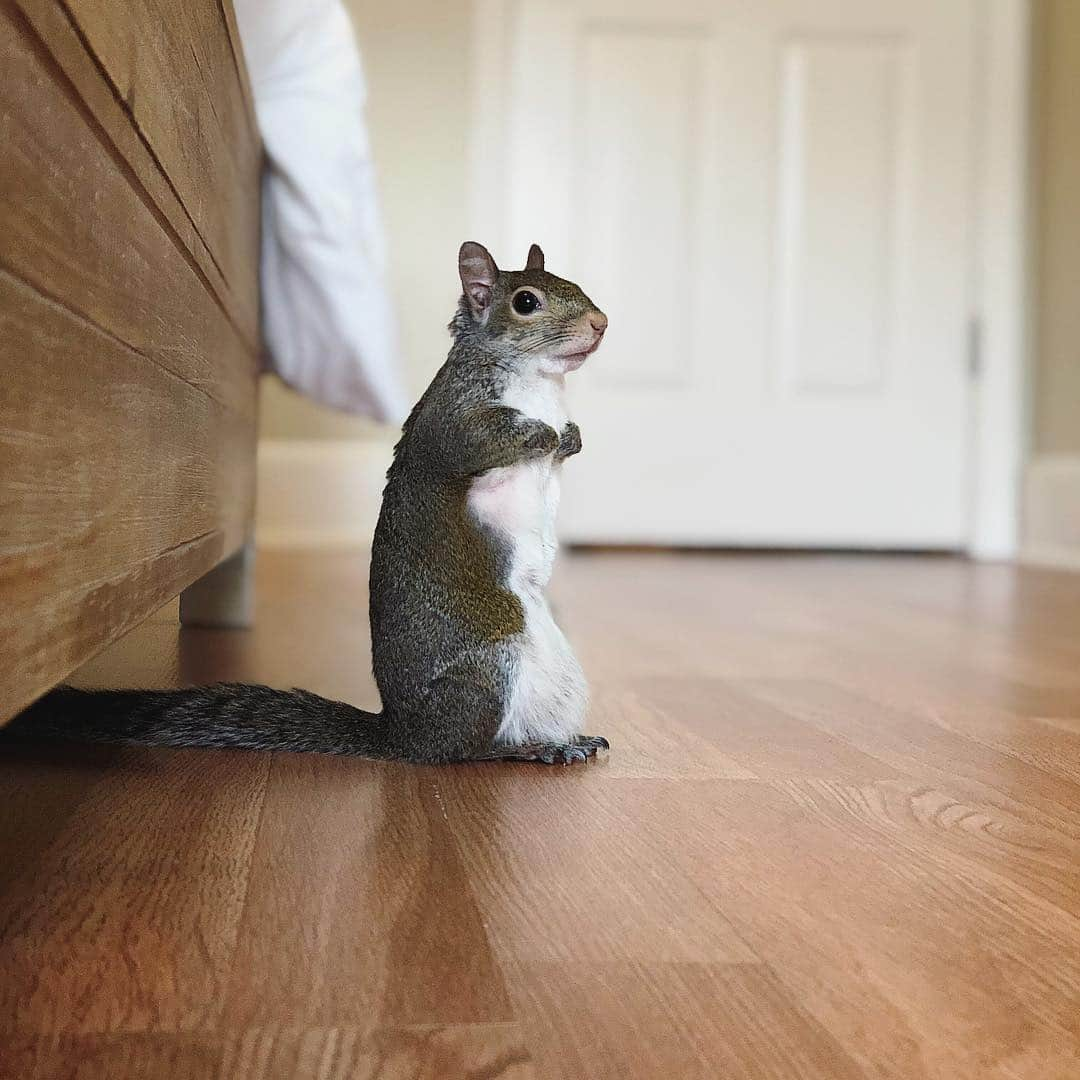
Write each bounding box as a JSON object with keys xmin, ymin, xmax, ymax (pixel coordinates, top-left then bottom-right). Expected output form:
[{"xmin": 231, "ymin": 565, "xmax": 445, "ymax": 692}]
[
  {"xmin": 1030, "ymin": 0, "xmax": 1080, "ymax": 456},
  {"xmin": 258, "ymin": 0, "xmax": 472, "ymax": 441},
  {"xmin": 1022, "ymin": 0, "xmax": 1080, "ymax": 565}
]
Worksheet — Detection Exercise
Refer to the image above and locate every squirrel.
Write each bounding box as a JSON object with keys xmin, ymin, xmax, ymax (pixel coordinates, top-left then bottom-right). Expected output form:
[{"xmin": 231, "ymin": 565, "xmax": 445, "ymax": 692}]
[{"xmin": 8, "ymin": 242, "xmax": 611, "ymax": 765}]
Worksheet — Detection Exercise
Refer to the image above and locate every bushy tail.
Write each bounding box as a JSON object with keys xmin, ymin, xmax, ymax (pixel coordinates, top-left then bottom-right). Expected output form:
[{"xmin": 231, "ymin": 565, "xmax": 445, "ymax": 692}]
[{"xmin": 3, "ymin": 683, "xmax": 398, "ymax": 758}]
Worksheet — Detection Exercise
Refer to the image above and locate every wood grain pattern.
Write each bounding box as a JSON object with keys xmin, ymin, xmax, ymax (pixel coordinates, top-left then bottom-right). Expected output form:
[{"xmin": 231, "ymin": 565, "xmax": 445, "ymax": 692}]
[
  {"xmin": 0, "ymin": 270, "xmax": 253, "ymax": 716},
  {"xmin": 0, "ymin": 3, "xmax": 258, "ymax": 407},
  {"xmin": 0, "ymin": 745, "xmax": 268, "ymax": 1034},
  {"xmin": 0, "ymin": 0, "xmax": 259, "ymax": 722},
  {"xmin": 221, "ymin": 758, "xmax": 515, "ymax": 1030},
  {"xmin": 52, "ymin": 0, "xmax": 260, "ymax": 335},
  {"xmin": 0, "ymin": 1025, "xmax": 537, "ymax": 1080},
  {"xmin": 6, "ymin": 550, "xmax": 1080, "ymax": 1079},
  {"xmin": 11, "ymin": 0, "xmax": 259, "ymax": 348},
  {"xmin": 506, "ymin": 961, "xmax": 865, "ymax": 1080}
]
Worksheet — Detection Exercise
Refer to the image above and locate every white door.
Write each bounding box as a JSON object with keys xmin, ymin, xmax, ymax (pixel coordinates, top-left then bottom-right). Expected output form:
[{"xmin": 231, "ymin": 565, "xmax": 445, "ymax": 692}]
[{"xmin": 478, "ymin": 0, "xmax": 977, "ymax": 547}]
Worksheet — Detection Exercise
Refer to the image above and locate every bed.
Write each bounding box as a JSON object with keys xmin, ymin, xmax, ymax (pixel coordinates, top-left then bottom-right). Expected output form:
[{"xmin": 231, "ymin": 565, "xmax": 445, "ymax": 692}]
[{"xmin": 0, "ymin": 0, "xmax": 262, "ymax": 724}]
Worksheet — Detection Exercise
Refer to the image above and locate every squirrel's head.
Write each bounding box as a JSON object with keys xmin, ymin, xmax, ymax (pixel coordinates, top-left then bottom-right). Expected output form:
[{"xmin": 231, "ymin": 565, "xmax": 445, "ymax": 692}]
[{"xmin": 452, "ymin": 241, "xmax": 607, "ymax": 374}]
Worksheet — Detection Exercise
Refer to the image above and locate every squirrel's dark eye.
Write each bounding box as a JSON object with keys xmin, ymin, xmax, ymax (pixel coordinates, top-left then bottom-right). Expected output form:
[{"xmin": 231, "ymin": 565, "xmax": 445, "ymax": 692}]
[{"xmin": 512, "ymin": 290, "xmax": 540, "ymax": 315}]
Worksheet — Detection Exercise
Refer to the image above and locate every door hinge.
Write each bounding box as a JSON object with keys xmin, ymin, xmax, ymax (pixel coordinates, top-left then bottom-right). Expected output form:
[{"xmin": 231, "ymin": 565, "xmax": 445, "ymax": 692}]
[{"xmin": 967, "ymin": 316, "xmax": 983, "ymax": 379}]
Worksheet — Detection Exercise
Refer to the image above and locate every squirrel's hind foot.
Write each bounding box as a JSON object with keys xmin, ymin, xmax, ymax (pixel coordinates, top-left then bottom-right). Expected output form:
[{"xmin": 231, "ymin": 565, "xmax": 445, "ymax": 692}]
[{"xmin": 480, "ymin": 735, "xmax": 609, "ymax": 765}]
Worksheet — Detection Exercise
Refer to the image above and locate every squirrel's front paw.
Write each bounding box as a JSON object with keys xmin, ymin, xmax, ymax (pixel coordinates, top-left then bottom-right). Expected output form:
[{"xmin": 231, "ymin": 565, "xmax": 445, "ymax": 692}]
[
  {"xmin": 557, "ymin": 421, "xmax": 582, "ymax": 460},
  {"xmin": 522, "ymin": 423, "xmax": 560, "ymax": 457}
]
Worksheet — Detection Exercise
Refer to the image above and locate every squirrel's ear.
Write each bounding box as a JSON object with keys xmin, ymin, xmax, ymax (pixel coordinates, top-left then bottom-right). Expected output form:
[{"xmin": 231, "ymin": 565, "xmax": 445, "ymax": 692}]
[
  {"xmin": 525, "ymin": 244, "xmax": 545, "ymax": 271},
  {"xmin": 459, "ymin": 242, "xmax": 498, "ymax": 320}
]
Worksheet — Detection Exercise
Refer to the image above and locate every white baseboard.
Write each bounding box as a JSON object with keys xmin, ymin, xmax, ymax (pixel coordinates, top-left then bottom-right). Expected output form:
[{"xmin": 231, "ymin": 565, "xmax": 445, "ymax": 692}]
[
  {"xmin": 1021, "ymin": 454, "xmax": 1080, "ymax": 570},
  {"xmin": 256, "ymin": 438, "xmax": 393, "ymax": 549}
]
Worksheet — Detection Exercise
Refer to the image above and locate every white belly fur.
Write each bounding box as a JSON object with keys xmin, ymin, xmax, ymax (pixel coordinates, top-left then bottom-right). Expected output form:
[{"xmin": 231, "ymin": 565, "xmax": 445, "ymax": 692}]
[{"xmin": 466, "ymin": 372, "xmax": 588, "ymax": 746}]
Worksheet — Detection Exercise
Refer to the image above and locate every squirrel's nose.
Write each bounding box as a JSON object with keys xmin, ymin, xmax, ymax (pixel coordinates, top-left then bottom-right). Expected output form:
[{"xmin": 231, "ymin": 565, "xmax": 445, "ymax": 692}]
[{"xmin": 589, "ymin": 312, "xmax": 608, "ymax": 335}]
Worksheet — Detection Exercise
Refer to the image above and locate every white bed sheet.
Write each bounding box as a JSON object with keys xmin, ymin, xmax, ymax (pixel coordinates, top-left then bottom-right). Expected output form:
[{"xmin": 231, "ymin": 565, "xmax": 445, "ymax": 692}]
[{"xmin": 234, "ymin": 0, "xmax": 409, "ymax": 423}]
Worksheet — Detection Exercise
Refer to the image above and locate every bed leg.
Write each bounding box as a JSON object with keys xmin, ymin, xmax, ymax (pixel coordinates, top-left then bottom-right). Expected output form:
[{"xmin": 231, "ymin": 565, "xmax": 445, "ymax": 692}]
[{"xmin": 179, "ymin": 540, "xmax": 256, "ymax": 628}]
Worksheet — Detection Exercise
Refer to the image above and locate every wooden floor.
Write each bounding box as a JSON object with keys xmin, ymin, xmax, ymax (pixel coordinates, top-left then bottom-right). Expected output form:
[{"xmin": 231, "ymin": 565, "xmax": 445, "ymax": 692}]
[{"xmin": 4, "ymin": 551, "xmax": 1080, "ymax": 1079}]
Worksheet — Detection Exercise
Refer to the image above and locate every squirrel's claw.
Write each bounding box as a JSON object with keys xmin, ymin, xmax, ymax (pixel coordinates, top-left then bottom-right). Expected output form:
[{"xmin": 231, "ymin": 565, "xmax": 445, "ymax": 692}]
[
  {"xmin": 480, "ymin": 737, "xmax": 610, "ymax": 765},
  {"xmin": 574, "ymin": 734, "xmax": 610, "ymax": 751}
]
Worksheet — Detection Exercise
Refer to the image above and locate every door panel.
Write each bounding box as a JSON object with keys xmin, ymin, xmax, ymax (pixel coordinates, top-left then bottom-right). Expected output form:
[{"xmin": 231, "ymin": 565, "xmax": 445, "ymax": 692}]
[
  {"xmin": 577, "ymin": 28, "xmax": 702, "ymax": 388},
  {"xmin": 493, "ymin": 0, "xmax": 976, "ymax": 547},
  {"xmin": 775, "ymin": 37, "xmax": 908, "ymax": 393}
]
